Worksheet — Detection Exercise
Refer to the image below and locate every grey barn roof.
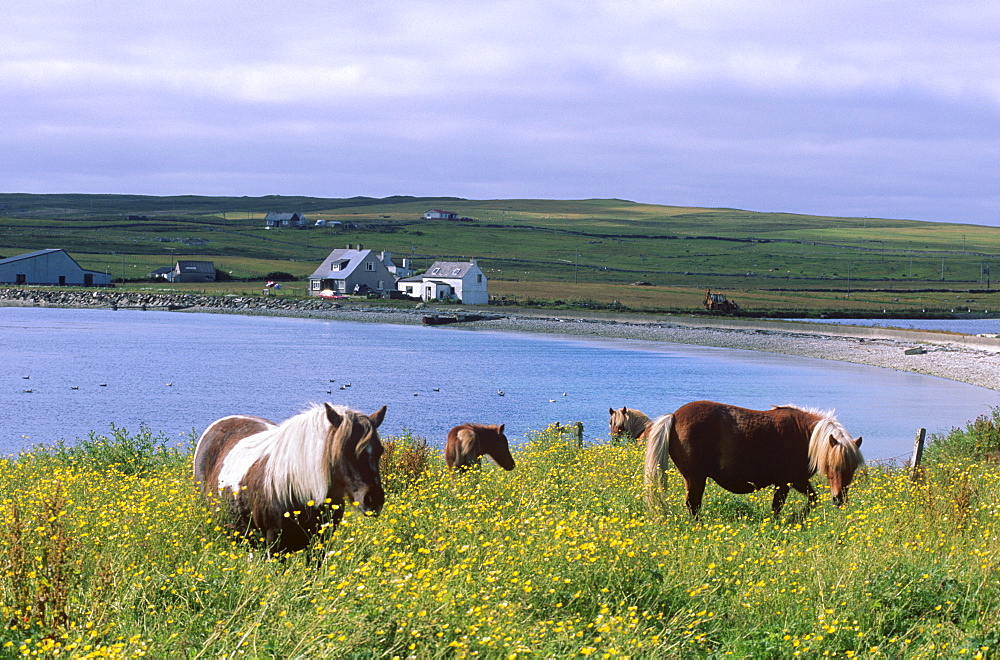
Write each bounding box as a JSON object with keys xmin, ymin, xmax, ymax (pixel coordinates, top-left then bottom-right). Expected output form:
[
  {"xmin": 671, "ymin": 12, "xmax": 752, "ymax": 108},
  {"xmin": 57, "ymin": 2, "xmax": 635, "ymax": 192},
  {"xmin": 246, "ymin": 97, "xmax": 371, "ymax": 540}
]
[{"xmin": 0, "ymin": 248, "xmax": 64, "ymax": 265}]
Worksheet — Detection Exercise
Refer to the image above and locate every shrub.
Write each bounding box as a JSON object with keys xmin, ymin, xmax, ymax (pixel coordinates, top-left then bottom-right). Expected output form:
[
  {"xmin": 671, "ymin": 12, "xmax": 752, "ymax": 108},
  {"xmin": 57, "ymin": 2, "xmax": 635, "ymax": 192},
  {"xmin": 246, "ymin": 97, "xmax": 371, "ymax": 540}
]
[
  {"xmin": 924, "ymin": 406, "xmax": 1000, "ymax": 464},
  {"xmin": 262, "ymin": 271, "xmax": 297, "ymax": 281},
  {"xmin": 379, "ymin": 429, "xmax": 434, "ymax": 493},
  {"xmin": 22, "ymin": 424, "xmax": 193, "ymax": 476}
]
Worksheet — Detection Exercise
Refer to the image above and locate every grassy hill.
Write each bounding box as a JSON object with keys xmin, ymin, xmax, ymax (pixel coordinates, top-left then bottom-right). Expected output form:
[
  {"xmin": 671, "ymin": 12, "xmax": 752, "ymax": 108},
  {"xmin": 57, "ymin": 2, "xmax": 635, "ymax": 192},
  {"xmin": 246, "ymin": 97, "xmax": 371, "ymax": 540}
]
[{"xmin": 2, "ymin": 193, "xmax": 999, "ymax": 315}]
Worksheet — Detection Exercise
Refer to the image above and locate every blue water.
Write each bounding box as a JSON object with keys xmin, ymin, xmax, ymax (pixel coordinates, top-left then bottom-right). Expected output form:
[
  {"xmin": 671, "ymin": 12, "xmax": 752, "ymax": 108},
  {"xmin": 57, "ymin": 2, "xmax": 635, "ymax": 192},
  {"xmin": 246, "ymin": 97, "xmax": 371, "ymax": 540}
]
[{"xmin": 3, "ymin": 307, "xmax": 998, "ymax": 462}]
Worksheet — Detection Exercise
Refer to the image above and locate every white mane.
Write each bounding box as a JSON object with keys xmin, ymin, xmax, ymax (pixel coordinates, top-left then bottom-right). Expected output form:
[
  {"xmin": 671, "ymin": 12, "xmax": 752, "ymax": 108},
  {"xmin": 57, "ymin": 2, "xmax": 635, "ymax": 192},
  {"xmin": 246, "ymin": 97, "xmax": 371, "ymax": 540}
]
[
  {"xmin": 776, "ymin": 404, "xmax": 863, "ymax": 474},
  {"xmin": 218, "ymin": 404, "xmax": 350, "ymax": 507}
]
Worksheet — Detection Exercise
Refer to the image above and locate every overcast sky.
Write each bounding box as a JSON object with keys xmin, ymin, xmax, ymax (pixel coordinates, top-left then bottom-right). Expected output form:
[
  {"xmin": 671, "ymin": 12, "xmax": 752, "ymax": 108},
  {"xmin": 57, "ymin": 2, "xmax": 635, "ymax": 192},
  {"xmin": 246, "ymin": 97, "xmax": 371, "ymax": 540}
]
[{"xmin": 3, "ymin": 1, "xmax": 998, "ymax": 224}]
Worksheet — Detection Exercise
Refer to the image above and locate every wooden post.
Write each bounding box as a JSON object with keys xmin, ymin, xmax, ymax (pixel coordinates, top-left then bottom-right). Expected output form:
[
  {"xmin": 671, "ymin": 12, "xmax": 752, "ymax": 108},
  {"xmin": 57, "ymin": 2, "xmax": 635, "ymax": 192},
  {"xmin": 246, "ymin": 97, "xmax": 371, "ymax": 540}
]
[
  {"xmin": 571, "ymin": 421, "xmax": 584, "ymax": 448},
  {"xmin": 910, "ymin": 428, "xmax": 926, "ymax": 481}
]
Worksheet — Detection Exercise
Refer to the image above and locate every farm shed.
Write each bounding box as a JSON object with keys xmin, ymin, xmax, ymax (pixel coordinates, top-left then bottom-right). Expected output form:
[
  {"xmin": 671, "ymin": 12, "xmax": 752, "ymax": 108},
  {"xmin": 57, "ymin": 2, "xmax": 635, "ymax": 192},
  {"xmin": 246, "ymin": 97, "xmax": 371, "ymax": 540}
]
[
  {"xmin": 264, "ymin": 212, "xmax": 306, "ymax": 228},
  {"xmin": 0, "ymin": 249, "xmax": 111, "ymax": 287},
  {"xmin": 168, "ymin": 261, "xmax": 216, "ymax": 283}
]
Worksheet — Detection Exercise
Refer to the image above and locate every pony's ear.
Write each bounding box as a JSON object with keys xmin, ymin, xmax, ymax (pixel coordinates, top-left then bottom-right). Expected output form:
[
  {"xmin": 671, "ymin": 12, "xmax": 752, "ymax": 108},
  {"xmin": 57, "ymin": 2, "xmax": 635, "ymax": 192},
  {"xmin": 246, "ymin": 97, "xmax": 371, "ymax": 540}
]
[
  {"xmin": 324, "ymin": 402, "xmax": 343, "ymax": 427},
  {"xmin": 369, "ymin": 405, "xmax": 387, "ymax": 429},
  {"xmin": 498, "ymin": 423, "xmax": 505, "ymax": 434},
  {"xmin": 854, "ymin": 436, "xmax": 863, "ymax": 448},
  {"xmin": 828, "ymin": 434, "xmax": 838, "ymax": 447},
  {"xmin": 609, "ymin": 407, "xmax": 614, "ymax": 415}
]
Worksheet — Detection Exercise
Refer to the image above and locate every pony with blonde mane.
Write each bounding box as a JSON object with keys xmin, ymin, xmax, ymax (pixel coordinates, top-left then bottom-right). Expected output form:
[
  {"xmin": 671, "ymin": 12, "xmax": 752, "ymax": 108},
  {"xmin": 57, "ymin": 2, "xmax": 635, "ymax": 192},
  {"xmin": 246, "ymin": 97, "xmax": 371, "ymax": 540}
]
[
  {"xmin": 609, "ymin": 406, "xmax": 653, "ymax": 443},
  {"xmin": 643, "ymin": 401, "xmax": 863, "ymax": 516},
  {"xmin": 193, "ymin": 402, "xmax": 387, "ymax": 553}
]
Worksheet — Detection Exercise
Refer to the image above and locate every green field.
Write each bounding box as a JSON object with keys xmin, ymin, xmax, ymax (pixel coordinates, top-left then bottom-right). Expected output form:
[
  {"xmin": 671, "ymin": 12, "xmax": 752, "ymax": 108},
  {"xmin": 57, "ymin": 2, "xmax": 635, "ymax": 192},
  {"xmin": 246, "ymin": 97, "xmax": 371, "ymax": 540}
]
[{"xmin": 3, "ymin": 193, "xmax": 1000, "ymax": 315}]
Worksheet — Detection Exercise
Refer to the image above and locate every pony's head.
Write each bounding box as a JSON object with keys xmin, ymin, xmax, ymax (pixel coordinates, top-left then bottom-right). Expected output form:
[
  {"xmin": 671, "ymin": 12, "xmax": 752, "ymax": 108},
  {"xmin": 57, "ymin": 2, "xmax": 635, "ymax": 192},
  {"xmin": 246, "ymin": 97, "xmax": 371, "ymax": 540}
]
[
  {"xmin": 482, "ymin": 424, "xmax": 515, "ymax": 471},
  {"xmin": 325, "ymin": 402, "xmax": 387, "ymax": 515},
  {"xmin": 609, "ymin": 406, "xmax": 651, "ymax": 442},
  {"xmin": 807, "ymin": 413, "xmax": 864, "ymax": 506}
]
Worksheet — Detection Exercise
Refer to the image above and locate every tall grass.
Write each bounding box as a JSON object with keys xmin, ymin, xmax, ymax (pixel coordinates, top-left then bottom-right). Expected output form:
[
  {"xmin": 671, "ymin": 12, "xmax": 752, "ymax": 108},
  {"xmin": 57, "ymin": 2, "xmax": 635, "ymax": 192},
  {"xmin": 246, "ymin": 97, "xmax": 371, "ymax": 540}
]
[{"xmin": 2, "ymin": 425, "xmax": 999, "ymax": 657}]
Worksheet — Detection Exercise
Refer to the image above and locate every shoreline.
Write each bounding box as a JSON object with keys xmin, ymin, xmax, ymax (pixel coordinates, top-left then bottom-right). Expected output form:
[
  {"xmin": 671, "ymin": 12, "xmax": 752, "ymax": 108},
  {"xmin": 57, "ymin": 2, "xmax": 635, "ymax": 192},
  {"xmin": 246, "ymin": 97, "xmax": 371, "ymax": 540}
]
[{"xmin": 4, "ymin": 286, "xmax": 998, "ymax": 392}]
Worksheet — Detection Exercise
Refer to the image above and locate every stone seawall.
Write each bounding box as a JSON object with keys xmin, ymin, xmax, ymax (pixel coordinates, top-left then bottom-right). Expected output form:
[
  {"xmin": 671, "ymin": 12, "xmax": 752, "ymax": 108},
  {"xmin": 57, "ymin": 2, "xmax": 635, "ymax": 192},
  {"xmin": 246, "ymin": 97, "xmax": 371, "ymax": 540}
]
[{"xmin": 0, "ymin": 288, "xmax": 344, "ymax": 313}]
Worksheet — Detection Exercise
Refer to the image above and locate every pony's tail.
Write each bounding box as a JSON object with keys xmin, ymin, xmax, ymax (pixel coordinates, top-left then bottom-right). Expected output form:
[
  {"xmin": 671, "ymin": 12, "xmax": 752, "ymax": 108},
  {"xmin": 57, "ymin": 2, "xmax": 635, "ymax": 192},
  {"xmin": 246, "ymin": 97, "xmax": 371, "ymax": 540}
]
[{"xmin": 643, "ymin": 414, "xmax": 674, "ymax": 513}]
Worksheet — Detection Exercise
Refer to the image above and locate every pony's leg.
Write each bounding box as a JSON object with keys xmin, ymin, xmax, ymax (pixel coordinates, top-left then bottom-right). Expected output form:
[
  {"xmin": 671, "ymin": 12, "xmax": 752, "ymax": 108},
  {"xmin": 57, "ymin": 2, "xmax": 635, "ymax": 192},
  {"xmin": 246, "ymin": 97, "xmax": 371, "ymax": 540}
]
[
  {"xmin": 772, "ymin": 484, "xmax": 790, "ymax": 515},
  {"xmin": 683, "ymin": 476, "xmax": 706, "ymax": 517},
  {"xmin": 790, "ymin": 481, "xmax": 818, "ymax": 515}
]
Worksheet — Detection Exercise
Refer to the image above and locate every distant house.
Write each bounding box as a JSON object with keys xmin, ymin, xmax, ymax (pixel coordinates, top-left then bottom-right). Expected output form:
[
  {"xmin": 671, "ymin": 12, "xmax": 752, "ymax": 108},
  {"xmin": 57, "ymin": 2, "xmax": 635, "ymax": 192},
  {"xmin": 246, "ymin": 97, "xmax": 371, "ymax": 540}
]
[
  {"xmin": 149, "ymin": 266, "xmax": 173, "ymax": 280},
  {"xmin": 167, "ymin": 261, "xmax": 216, "ymax": 283},
  {"xmin": 397, "ymin": 259, "xmax": 488, "ymax": 305},
  {"xmin": 308, "ymin": 246, "xmax": 396, "ymax": 296},
  {"xmin": 0, "ymin": 249, "xmax": 111, "ymax": 287},
  {"xmin": 382, "ymin": 251, "xmax": 415, "ymax": 278},
  {"xmin": 422, "ymin": 209, "xmax": 459, "ymax": 220},
  {"xmin": 264, "ymin": 212, "xmax": 306, "ymax": 229}
]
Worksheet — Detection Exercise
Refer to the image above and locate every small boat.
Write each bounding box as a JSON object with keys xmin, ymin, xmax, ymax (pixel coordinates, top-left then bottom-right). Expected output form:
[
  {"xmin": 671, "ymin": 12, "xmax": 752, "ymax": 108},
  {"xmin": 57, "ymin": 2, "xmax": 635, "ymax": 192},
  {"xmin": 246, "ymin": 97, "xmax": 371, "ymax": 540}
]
[{"xmin": 422, "ymin": 313, "xmax": 500, "ymax": 326}]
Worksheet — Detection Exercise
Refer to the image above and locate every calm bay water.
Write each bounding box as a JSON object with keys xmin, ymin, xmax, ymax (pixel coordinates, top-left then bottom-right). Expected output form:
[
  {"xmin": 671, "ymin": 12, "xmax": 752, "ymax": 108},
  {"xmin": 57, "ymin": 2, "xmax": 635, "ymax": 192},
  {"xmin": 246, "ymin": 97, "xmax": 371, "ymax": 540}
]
[{"xmin": 3, "ymin": 307, "xmax": 998, "ymax": 462}]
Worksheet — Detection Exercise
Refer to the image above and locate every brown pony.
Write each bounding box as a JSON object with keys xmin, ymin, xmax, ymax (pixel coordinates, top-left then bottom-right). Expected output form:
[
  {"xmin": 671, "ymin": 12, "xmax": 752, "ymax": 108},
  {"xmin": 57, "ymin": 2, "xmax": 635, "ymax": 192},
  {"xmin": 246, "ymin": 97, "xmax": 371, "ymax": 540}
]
[
  {"xmin": 445, "ymin": 423, "xmax": 516, "ymax": 471},
  {"xmin": 643, "ymin": 401, "xmax": 863, "ymax": 517},
  {"xmin": 609, "ymin": 406, "xmax": 653, "ymax": 443},
  {"xmin": 193, "ymin": 402, "xmax": 387, "ymax": 553}
]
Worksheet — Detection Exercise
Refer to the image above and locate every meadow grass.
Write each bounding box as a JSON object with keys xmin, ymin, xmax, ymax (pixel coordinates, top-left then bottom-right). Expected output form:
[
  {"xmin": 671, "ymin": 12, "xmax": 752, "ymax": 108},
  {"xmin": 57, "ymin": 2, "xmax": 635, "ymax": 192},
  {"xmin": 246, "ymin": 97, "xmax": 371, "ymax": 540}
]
[{"xmin": 3, "ymin": 422, "xmax": 1000, "ymax": 657}]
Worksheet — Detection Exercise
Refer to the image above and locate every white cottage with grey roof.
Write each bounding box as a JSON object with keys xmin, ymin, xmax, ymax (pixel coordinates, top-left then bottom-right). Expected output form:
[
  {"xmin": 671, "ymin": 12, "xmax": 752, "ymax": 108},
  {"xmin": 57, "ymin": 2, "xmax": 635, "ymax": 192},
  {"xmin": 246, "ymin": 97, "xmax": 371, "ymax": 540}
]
[
  {"xmin": 308, "ymin": 246, "xmax": 396, "ymax": 296},
  {"xmin": 397, "ymin": 259, "xmax": 488, "ymax": 305}
]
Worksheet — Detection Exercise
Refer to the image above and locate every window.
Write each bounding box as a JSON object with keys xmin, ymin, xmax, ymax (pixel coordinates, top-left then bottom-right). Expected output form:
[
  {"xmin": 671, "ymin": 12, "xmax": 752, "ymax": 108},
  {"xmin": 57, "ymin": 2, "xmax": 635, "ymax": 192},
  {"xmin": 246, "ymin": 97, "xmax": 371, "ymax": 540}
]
[
  {"xmin": 453, "ymin": 268, "xmax": 461, "ymax": 275},
  {"xmin": 477, "ymin": 274, "xmax": 483, "ymax": 283},
  {"xmin": 431, "ymin": 267, "xmax": 440, "ymax": 275},
  {"xmin": 311, "ymin": 280, "xmax": 320, "ymax": 290},
  {"xmin": 366, "ymin": 262, "xmax": 375, "ymax": 271}
]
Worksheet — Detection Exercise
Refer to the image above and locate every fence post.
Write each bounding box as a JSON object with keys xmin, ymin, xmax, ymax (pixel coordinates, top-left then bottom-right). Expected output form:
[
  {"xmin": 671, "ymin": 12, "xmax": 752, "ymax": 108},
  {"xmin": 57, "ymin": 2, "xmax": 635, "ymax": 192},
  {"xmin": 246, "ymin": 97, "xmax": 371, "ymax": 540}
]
[{"xmin": 910, "ymin": 427, "xmax": 926, "ymax": 481}]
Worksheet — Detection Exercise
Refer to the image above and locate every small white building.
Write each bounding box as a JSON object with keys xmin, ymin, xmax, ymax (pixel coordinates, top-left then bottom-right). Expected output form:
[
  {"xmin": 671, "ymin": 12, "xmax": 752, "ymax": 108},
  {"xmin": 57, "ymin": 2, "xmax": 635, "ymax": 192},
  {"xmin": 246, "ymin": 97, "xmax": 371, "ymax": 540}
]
[
  {"xmin": 0, "ymin": 249, "xmax": 111, "ymax": 287},
  {"xmin": 422, "ymin": 209, "xmax": 459, "ymax": 220},
  {"xmin": 397, "ymin": 259, "xmax": 488, "ymax": 305}
]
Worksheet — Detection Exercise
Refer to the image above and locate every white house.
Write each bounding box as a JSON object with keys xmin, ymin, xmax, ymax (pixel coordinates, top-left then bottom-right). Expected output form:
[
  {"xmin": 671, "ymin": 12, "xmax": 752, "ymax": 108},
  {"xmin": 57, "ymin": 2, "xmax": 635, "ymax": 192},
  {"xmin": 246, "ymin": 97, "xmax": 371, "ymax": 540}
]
[
  {"xmin": 382, "ymin": 251, "xmax": 415, "ymax": 278},
  {"xmin": 422, "ymin": 209, "xmax": 459, "ymax": 220},
  {"xmin": 0, "ymin": 249, "xmax": 111, "ymax": 287},
  {"xmin": 397, "ymin": 259, "xmax": 488, "ymax": 305},
  {"xmin": 308, "ymin": 246, "xmax": 396, "ymax": 296}
]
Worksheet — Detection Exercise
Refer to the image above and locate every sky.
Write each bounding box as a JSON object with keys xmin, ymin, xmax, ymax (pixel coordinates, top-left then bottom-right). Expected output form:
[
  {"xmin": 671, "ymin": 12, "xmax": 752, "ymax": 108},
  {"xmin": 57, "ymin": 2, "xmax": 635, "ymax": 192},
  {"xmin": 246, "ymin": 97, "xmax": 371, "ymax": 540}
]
[{"xmin": 2, "ymin": 1, "xmax": 998, "ymax": 225}]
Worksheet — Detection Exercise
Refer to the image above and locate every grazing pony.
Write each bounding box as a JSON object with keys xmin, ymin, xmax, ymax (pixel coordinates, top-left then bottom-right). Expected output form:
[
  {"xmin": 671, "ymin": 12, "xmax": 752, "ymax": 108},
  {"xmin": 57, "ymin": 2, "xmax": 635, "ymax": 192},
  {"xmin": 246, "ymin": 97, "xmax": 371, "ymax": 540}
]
[
  {"xmin": 193, "ymin": 402, "xmax": 387, "ymax": 553},
  {"xmin": 643, "ymin": 401, "xmax": 863, "ymax": 517},
  {"xmin": 445, "ymin": 423, "xmax": 515, "ymax": 471},
  {"xmin": 609, "ymin": 406, "xmax": 653, "ymax": 443}
]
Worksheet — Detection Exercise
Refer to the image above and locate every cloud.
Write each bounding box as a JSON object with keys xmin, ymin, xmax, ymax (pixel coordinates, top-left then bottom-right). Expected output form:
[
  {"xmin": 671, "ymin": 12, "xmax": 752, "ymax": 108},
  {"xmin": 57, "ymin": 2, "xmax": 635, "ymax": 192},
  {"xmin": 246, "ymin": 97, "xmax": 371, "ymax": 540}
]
[{"xmin": 0, "ymin": 0, "xmax": 997, "ymax": 224}]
